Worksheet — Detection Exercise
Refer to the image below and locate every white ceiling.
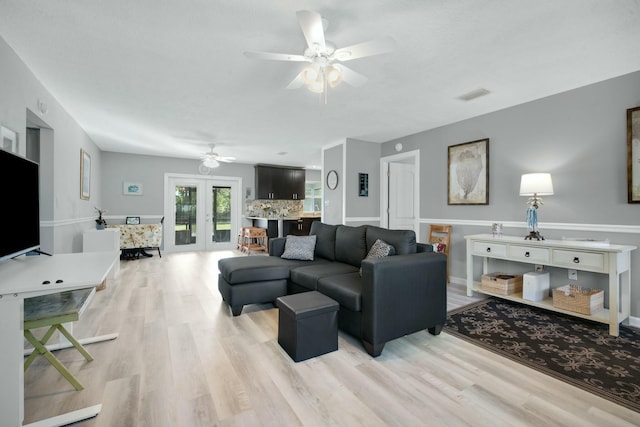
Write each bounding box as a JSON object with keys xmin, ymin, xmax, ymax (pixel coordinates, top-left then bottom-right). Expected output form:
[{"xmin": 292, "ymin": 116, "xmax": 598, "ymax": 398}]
[{"xmin": 2, "ymin": 1, "xmax": 640, "ymax": 168}]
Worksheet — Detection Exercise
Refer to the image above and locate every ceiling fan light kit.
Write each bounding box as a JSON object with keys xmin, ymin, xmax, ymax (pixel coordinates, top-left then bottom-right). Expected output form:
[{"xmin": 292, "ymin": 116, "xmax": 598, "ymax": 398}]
[
  {"xmin": 203, "ymin": 158, "xmax": 220, "ymax": 168},
  {"xmin": 199, "ymin": 143, "xmax": 235, "ymax": 169},
  {"xmin": 244, "ymin": 9, "xmax": 395, "ymax": 103}
]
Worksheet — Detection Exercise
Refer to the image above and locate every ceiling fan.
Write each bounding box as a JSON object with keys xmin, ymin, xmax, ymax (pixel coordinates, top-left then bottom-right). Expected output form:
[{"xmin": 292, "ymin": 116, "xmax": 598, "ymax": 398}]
[
  {"xmin": 198, "ymin": 144, "xmax": 235, "ymax": 173},
  {"xmin": 244, "ymin": 10, "xmax": 396, "ymax": 103}
]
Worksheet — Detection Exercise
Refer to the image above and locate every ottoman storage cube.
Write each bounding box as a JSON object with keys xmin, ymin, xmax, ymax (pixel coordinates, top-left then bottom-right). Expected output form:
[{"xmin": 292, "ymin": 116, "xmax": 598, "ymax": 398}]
[{"xmin": 276, "ymin": 291, "xmax": 339, "ymax": 362}]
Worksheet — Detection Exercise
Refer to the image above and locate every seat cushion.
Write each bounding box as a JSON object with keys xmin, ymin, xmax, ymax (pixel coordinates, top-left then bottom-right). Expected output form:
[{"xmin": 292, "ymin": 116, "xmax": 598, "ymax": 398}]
[
  {"xmin": 366, "ymin": 226, "xmax": 417, "ymax": 255},
  {"xmin": 310, "ymin": 222, "xmax": 337, "ymax": 261},
  {"xmin": 335, "ymin": 225, "xmax": 367, "ymax": 267},
  {"xmin": 218, "ymin": 256, "xmax": 296, "ymax": 284},
  {"xmin": 290, "ymin": 262, "xmax": 358, "ymax": 291},
  {"xmin": 317, "ymin": 273, "xmax": 363, "ymax": 312}
]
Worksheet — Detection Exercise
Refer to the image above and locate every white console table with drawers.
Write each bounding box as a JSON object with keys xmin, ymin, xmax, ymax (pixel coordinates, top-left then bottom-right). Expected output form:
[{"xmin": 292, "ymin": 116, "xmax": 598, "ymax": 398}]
[{"xmin": 465, "ymin": 234, "xmax": 636, "ymax": 336}]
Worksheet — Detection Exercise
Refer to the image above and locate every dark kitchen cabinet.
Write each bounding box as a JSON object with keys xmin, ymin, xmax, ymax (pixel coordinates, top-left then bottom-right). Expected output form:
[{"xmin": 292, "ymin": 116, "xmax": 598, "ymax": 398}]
[
  {"xmin": 255, "ymin": 165, "xmax": 305, "ymax": 200},
  {"xmin": 287, "ymin": 217, "xmax": 319, "ymax": 236}
]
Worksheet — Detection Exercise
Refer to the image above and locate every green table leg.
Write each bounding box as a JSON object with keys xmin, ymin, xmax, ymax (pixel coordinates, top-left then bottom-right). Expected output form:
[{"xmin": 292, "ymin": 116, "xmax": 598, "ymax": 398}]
[{"xmin": 24, "ymin": 328, "xmax": 85, "ymax": 391}]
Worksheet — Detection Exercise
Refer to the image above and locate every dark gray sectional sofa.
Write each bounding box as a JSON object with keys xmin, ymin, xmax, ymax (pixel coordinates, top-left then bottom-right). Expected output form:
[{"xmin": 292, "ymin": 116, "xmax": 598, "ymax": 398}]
[{"xmin": 218, "ymin": 222, "xmax": 447, "ymax": 357}]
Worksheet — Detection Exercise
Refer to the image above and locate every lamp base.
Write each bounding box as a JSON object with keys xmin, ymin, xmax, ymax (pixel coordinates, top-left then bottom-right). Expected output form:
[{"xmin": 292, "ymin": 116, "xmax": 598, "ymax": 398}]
[{"xmin": 524, "ymin": 231, "xmax": 545, "ymax": 241}]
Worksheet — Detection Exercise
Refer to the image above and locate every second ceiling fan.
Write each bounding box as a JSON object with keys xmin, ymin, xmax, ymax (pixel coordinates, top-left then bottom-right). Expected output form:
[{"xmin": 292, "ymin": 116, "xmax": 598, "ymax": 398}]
[{"xmin": 244, "ymin": 10, "xmax": 396, "ymax": 102}]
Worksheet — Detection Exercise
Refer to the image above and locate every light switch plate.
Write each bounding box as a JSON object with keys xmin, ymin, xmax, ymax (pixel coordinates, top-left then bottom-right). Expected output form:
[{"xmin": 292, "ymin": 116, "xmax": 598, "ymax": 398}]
[{"xmin": 568, "ymin": 269, "xmax": 578, "ymax": 280}]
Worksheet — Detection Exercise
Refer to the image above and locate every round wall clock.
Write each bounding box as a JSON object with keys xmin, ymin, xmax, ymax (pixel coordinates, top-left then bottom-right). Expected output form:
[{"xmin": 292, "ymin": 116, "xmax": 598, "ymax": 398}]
[{"xmin": 326, "ymin": 170, "xmax": 339, "ymax": 190}]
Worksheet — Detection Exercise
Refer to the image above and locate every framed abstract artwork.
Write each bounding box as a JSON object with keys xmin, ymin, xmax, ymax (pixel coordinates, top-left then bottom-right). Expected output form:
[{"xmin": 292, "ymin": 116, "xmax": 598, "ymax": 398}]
[
  {"xmin": 123, "ymin": 181, "xmax": 144, "ymax": 196},
  {"xmin": 627, "ymin": 106, "xmax": 640, "ymax": 203},
  {"xmin": 80, "ymin": 149, "xmax": 91, "ymax": 200},
  {"xmin": 358, "ymin": 172, "xmax": 369, "ymax": 197},
  {"xmin": 448, "ymin": 138, "xmax": 489, "ymax": 205}
]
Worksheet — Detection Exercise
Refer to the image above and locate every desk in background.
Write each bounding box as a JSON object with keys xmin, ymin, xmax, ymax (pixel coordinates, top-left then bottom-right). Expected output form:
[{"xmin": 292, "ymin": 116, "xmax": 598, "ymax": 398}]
[{"xmin": 108, "ymin": 223, "xmax": 163, "ymax": 257}]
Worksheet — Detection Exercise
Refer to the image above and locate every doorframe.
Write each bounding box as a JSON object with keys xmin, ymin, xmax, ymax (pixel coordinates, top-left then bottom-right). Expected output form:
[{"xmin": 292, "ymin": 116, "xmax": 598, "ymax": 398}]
[
  {"xmin": 163, "ymin": 173, "xmax": 243, "ymax": 253},
  {"xmin": 380, "ymin": 149, "xmax": 420, "ymax": 233}
]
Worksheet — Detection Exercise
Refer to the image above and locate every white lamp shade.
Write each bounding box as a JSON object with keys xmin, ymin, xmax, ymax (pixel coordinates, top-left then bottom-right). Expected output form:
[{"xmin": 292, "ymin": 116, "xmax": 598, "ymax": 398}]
[{"xmin": 520, "ymin": 173, "xmax": 554, "ymax": 196}]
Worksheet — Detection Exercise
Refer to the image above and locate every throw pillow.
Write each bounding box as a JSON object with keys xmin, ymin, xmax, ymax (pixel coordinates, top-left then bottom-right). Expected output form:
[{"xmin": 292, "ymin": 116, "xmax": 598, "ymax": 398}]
[
  {"xmin": 431, "ymin": 242, "xmax": 446, "ymax": 253},
  {"xmin": 281, "ymin": 235, "xmax": 317, "ymax": 261},
  {"xmin": 359, "ymin": 239, "xmax": 395, "ymax": 276}
]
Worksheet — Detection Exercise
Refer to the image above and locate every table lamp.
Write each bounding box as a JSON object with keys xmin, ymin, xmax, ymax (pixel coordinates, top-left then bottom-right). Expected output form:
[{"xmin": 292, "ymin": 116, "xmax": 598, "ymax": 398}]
[{"xmin": 519, "ymin": 173, "xmax": 554, "ymax": 240}]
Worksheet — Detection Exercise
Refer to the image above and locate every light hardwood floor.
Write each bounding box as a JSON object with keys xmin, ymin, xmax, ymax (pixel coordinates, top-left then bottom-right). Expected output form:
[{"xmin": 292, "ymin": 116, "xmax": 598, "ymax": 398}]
[{"xmin": 23, "ymin": 250, "xmax": 640, "ymax": 426}]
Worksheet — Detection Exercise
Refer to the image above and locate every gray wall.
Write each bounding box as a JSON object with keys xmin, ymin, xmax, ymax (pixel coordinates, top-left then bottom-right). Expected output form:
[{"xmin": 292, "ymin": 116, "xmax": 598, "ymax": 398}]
[
  {"xmin": 345, "ymin": 138, "xmax": 381, "ymax": 225},
  {"xmin": 322, "ymin": 144, "xmax": 344, "ymax": 225},
  {"xmin": 379, "ymin": 70, "xmax": 640, "ymax": 317},
  {"xmin": 101, "ymin": 152, "xmax": 255, "ymax": 221},
  {"xmin": 1, "ymin": 36, "xmax": 103, "ymax": 254}
]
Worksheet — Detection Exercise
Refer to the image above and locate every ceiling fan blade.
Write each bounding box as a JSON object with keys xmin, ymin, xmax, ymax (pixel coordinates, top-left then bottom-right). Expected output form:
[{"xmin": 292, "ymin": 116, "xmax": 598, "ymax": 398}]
[
  {"xmin": 297, "ymin": 10, "xmax": 325, "ymax": 50},
  {"xmin": 286, "ymin": 72, "xmax": 305, "ymax": 90},
  {"xmin": 335, "ymin": 64, "xmax": 368, "ymax": 87},
  {"xmin": 334, "ymin": 36, "xmax": 397, "ymax": 61},
  {"xmin": 218, "ymin": 157, "xmax": 235, "ymax": 163},
  {"xmin": 244, "ymin": 50, "xmax": 307, "ymax": 62}
]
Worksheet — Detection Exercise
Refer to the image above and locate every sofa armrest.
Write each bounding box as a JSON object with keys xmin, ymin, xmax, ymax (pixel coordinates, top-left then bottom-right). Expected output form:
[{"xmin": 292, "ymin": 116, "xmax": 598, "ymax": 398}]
[
  {"xmin": 417, "ymin": 242, "xmax": 433, "ymax": 253},
  {"xmin": 360, "ymin": 252, "xmax": 447, "ymax": 349},
  {"xmin": 269, "ymin": 237, "xmax": 286, "ymax": 257}
]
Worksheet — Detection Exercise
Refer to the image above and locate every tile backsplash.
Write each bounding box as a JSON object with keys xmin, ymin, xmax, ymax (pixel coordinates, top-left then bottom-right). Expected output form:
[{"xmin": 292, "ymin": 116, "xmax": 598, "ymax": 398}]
[{"xmin": 246, "ymin": 199, "xmax": 304, "ymax": 218}]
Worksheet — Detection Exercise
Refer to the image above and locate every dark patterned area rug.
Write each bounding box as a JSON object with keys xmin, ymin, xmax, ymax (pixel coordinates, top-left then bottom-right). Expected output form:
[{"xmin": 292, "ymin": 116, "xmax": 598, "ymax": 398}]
[{"xmin": 445, "ymin": 298, "xmax": 640, "ymax": 413}]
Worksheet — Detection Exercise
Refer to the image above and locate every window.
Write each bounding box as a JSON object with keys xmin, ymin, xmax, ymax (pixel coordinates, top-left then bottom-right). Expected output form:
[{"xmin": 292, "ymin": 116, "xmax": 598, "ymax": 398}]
[{"xmin": 303, "ymin": 181, "xmax": 322, "ymax": 213}]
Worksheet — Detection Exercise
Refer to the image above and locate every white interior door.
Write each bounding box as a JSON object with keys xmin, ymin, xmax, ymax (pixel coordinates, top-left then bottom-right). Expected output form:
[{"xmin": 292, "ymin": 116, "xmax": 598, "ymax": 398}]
[
  {"xmin": 165, "ymin": 175, "xmax": 240, "ymax": 253},
  {"xmin": 388, "ymin": 162, "xmax": 416, "ymax": 230}
]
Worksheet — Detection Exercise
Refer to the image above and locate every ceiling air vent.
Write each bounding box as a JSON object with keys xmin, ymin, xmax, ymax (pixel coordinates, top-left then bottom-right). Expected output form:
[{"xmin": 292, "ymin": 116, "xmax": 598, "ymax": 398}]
[{"xmin": 458, "ymin": 88, "xmax": 491, "ymax": 101}]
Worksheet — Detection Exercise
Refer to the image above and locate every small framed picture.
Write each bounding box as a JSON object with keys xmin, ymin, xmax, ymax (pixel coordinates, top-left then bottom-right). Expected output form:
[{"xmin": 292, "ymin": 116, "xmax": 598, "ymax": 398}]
[
  {"xmin": 359, "ymin": 173, "xmax": 369, "ymax": 197},
  {"xmin": 123, "ymin": 181, "xmax": 143, "ymax": 196},
  {"xmin": 80, "ymin": 149, "xmax": 91, "ymax": 200},
  {"xmin": 126, "ymin": 216, "xmax": 141, "ymax": 225}
]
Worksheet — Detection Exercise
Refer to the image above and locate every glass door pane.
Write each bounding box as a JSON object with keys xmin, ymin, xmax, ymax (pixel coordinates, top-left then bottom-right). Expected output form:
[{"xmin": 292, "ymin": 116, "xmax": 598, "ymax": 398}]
[
  {"xmin": 211, "ymin": 186, "xmax": 231, "ymax": 243},
  {"xmin": 175, "ymin": 185, "xmax": 198, "ymax": 246}
]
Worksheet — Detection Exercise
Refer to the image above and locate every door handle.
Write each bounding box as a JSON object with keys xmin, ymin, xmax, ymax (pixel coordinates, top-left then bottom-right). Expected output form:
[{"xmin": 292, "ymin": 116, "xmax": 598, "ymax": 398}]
[{"xmin": 525, "ymin": 251, "xmax": 530, "ymax": 257}]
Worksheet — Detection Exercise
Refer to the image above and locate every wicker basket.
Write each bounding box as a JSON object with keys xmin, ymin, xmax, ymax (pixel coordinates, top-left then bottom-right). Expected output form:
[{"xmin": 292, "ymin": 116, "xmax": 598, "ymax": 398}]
[
  {"xmin": 481, "ymin": 273, "xmax": 523, "ymax": 295},
  {"xmin": 552, "ymin": 284, "xmax": 604, "ymax": 315}
]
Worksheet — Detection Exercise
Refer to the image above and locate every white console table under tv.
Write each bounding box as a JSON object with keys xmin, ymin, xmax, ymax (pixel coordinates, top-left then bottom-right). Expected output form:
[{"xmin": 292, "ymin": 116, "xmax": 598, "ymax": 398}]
[
  {"xmin": 465, "ymin": 234, "xmax": 636, "ymax": 336},
  {"xmin": 0, "ymin": 251, "xmax": 120, "ymax": 427}
]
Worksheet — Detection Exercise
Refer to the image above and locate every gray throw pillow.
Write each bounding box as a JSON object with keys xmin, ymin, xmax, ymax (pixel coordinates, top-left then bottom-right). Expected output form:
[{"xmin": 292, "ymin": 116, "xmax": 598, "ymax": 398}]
[
  {"xmin": 359, "ymin": 239, "xmax": 395, "ymax": 276},
  {"xmin": 281, "ymin": 235, "xmax": 317, "ymax": 261}
]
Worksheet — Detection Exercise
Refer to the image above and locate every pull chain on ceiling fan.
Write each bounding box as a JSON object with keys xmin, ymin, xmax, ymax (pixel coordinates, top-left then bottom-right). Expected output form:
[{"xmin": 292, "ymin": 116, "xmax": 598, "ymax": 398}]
[{"xmin": 244, "ymin": 10, "xmax": 396, "ymax": 104}]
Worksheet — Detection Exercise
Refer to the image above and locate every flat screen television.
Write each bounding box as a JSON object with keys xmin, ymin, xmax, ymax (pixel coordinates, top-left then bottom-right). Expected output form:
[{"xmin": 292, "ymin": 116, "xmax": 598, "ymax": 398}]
[{"xmin": 0, "ymin": 149, "xmax": 40, "ymax": 262}]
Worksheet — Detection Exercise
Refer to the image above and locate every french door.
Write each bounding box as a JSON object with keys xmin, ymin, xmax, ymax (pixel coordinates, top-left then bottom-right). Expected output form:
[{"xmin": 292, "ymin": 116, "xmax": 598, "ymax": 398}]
[{"xmin": 165, "ymin": 175, "xmax": 241, "ymax": 253}]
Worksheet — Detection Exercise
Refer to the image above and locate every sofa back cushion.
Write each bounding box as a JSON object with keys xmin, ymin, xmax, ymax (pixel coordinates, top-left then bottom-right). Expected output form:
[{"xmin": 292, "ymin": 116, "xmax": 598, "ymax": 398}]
[
  {"xmin": 365, "ymin": 226, "xmax": 417, "ymax": 255},
  {"xmin": 335, "ymin": 225, "xmax": 367, "ymax": 267},
  {"xmin": 310, "ymin": 221, "xmax": 337, "ymax": 261}
]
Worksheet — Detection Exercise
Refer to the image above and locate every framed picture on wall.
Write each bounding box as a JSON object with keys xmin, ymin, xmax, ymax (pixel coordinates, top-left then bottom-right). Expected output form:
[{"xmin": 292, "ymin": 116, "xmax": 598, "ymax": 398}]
[
  {"xmin": 80, "ymin": 149, "xmax": 91, "ymax": 200},
  {"xmin": 358, "ymin": 173, "xmax": 368, "ymax": 197},
  {"xmin": 447, "ymin": 138, "xmax": 489, "ymax": 205},
  {"xmin": 628, "ymin": 106, "xmax": 640, "ymax": 203},
  {"xmin": 123, "ymin": 181, "xmax": 144, "ymax": 196}
]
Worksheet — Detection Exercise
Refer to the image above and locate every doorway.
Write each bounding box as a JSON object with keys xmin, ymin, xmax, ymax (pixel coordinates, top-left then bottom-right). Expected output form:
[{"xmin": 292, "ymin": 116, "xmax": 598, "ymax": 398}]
[
  {"xmin": 380, "ymin": 150, "xmax": 420, "ymax": 233},
  {"xmin": 165, "ymin": 175, "xmax": 241, "ymax": 253}
]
